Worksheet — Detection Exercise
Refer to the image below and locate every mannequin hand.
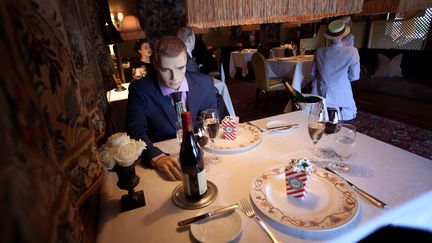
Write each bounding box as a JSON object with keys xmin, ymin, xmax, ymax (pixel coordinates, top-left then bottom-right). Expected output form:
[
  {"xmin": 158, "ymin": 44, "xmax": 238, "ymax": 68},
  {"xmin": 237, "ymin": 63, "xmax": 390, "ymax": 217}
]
[{"xmin": 154, "ymin": 155, "xmax": 182, "ymax": 181}]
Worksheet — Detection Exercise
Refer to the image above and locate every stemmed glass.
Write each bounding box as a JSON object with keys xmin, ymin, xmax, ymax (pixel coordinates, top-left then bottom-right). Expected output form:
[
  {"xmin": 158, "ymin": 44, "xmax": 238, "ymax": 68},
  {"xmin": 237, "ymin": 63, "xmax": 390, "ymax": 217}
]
[
  {"xmin": 328, "ymin": 124, "xmax": 357, "ymax": 172},
  {"xmin": 202, "ymin": 109, "xmax": 220, "ymax": 163},
  {"xmin": 307, "ymin": 101, "xmax": 326, "ymax": 161}
]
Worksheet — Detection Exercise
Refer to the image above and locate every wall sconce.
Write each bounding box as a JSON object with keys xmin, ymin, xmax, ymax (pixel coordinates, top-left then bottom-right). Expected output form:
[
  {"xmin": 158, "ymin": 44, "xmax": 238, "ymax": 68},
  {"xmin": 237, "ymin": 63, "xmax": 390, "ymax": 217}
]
[{"xmin": 111, "ymin": 12, "xmax": 124, "ymax": 29}]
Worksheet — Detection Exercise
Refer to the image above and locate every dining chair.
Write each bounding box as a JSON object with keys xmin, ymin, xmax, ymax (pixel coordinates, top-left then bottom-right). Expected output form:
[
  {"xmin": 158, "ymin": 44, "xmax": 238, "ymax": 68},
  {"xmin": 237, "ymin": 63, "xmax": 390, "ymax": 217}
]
[
  {"xmin": 208, "ymin": 48, "xmax": 225, "ymax": 82},
  {"xmin": 251, "ymin": 52, "xmax": 285, "ymax": 106}
]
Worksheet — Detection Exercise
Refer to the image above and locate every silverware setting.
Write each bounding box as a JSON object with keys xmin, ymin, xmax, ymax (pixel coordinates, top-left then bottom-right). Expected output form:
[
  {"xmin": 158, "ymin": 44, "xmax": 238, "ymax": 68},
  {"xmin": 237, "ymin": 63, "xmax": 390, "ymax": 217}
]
[
  {"xmin": 246, "ymin": 122, "xmax": 265, "ymax": 132},
  {"xmin": 267, "ymin": 123, "xmax": 299, "ymax": 131},
  {"xmin": 325, "ymin": 167, "xmax": 388, "ymax": 209},
  {"xmin": 177, "ymin": 203, "xmax": 239, "ymax": 227},
  {"xmin": 240, "ymin": 199, "xmax": 279, "ymax": 243}
]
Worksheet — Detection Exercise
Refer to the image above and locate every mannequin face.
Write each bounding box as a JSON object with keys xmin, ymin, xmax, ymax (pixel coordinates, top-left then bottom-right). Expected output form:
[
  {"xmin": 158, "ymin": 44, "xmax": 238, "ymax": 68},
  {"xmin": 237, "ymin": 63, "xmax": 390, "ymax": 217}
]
[
  {"xmin": 157, "ymin": 51, "xmax": 187, "ymax": 89},
  {"xmin": 138, "ymin": 42, "xmax": 152, "ymax": 58}
]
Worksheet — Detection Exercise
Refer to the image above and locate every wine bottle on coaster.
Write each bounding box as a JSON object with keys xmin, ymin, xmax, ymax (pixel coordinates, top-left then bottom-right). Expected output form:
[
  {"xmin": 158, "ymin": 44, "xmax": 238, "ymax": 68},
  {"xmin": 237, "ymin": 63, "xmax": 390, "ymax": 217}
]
[{"xmin": 180, "ymin": 111, "xmax": 208, "ymax": 202}]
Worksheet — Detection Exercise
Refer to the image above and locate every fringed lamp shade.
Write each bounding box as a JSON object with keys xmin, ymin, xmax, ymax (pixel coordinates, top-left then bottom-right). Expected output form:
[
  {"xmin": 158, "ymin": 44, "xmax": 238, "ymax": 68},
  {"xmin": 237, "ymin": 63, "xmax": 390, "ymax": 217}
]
[
  {"xmin": 362, "ymin": 0, "xmax": 432, "ymax": 15},
  {"xmin": 185, "ymin": 0, "xmax": 364, "ymax": 28},
  {"xmin": 240, "ymin": 24, "xmax": 261, "ymax": 31}
]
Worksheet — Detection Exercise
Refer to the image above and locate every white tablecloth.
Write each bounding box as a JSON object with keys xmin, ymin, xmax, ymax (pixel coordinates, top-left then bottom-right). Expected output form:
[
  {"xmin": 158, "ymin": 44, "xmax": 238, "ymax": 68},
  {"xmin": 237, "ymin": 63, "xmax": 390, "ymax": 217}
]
[
  {"xmin": 229, "ymin": 49, "xmax": 257, "ymax": 78},
  {"xmin": 97, "ymin": 111, "xmax": 432, "ymax": 243},
  {"xmin": 267, "ymin": 56, "xmax": 314, "ymax": 92}
]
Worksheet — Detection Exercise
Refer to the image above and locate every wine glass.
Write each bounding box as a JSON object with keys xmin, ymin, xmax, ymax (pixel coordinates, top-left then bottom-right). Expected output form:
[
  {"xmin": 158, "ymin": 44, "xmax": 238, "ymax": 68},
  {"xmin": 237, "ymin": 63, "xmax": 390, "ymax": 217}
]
[
  {"xmin": 328, "ymin": 124, "xmax": 357, "ymax": 172},
  {"xmin": 202, "ymin": 109, "xmax": 220, "ymax": 163},
  {"xmin": 307, "ymin": 101, "xmax": 326, "ymax": 161}
]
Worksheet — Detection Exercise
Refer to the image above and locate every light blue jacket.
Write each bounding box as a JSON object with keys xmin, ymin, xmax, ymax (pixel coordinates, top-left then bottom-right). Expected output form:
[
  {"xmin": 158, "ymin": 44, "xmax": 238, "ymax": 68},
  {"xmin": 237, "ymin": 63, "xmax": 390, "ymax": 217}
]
[{"xmin": 311, "ymin": 40, "xmax": 360, "ymax": 120}]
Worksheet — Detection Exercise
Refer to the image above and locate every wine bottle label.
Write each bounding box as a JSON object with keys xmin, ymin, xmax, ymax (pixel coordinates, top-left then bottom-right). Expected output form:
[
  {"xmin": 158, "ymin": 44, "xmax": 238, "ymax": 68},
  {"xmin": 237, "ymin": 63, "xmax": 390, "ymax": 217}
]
[
  {"xmin": 182, "ymin": 174, "xmax": 191, "ymax": 195},
  {"xmin": 197, "ymin": 170, "xmax": 207, "ymax": 195},
  {"xmin": 181, "ymin": 170, "xmax": 207, "ymax": 196}
]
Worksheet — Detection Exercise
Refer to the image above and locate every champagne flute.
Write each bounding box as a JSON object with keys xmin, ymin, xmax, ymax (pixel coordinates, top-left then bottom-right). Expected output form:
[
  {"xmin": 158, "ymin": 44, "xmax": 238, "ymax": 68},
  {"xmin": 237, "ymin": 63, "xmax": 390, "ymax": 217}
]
[
  {"xmin": 202, "ymin": 109, "xmax": 220, "ymax": 163},
  {"xmin": 328, "ymin": 124, "xmax": 356, "ymax": 172},
  {"xmin": 307, "ymin": 101, "xmax": 326, "ymax": 161}
]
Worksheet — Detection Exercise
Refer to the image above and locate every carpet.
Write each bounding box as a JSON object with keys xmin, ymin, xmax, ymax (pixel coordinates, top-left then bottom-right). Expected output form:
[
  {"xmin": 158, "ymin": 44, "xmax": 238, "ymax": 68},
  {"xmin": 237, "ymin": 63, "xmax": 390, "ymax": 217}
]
[{"xmin": 225, "ymin": 77, "xmax": 432, "ymax": 160}]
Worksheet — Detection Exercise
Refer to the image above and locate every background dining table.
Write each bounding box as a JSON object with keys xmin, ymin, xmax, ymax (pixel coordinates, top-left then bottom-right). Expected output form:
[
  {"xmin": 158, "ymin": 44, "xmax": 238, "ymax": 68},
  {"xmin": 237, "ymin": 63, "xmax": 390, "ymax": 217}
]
[
  {"xmin": 229, "ymin": 49, "xmax": 257, "ymax": 78},
  {"xmin": 267, "ymin": 55, "xmax": 314, "ymax": 92},
  {"xmin": 97, "ymin": 111, "xmax": 432, "ymax": 243}
]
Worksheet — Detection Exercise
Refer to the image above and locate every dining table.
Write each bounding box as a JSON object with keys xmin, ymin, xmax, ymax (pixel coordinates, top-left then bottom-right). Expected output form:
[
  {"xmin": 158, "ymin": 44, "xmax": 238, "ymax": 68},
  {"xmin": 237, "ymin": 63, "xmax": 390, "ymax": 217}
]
[
  {"xmin": 267, "ymin": 55, "xmax": 314, "ymax": 93},
  {"xmin": 229, "ymin": 49, "xmax": 257, "ymax": 78},
  {"xmin": 96, "ymin": 111, "xmax": 432, "ymax": 243}
]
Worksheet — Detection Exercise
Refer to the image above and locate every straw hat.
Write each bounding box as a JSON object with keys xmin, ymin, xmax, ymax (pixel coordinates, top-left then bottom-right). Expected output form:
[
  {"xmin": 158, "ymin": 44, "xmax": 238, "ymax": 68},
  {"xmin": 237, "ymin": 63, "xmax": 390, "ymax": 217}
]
[{"xmin": 324, "ymin": 19, "xmax": 351, "ymax": 40}]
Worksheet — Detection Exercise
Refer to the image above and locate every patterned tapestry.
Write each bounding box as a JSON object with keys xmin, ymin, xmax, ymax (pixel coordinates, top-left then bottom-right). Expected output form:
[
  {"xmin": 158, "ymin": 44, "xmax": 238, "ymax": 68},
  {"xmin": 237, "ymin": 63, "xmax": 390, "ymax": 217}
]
[
  {"xmin": 0, "ymin": 0, "xmax": 109, "ymax": 242},
  {"xmin": 136, "ymin": 0, "xmax": 186, "ymax": 42}
]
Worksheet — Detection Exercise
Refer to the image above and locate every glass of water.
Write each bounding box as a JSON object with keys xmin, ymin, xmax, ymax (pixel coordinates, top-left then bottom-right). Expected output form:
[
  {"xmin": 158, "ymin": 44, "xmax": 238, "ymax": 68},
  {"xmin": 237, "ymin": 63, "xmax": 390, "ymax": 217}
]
[{"xmin": 329, "ymin": 124, "xmax": 356, "ymax": 172}]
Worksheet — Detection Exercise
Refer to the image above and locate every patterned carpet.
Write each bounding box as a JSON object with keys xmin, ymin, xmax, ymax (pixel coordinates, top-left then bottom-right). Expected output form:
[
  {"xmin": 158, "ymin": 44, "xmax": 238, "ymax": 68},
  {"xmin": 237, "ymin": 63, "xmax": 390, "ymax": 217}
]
[{"xmin": 225, "ymin": 76, "xmax": 432, "ymax": 160}]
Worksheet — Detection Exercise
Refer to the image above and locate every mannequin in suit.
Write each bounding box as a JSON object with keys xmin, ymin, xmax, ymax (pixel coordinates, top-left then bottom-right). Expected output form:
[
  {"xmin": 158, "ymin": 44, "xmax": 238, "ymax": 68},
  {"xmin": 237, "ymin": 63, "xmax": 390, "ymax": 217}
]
[
  {"xmin": 126, "ymin": 36, "xmax": 218, "ymax": 181},
  {"xmin": 176, "ymin": 26, "xmax": 200, "ymax": 72}
]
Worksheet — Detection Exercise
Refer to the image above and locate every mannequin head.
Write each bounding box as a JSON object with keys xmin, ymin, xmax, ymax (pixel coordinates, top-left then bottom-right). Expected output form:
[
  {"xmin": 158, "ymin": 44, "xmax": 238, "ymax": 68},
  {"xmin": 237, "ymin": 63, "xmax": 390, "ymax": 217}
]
[
  {"xmin": 152, "ymin": 36, "xmax": 187, "ymax": 89},
  {"xmin": 176, "ymin": 26, "xmax": 196, "ymax": 54}
]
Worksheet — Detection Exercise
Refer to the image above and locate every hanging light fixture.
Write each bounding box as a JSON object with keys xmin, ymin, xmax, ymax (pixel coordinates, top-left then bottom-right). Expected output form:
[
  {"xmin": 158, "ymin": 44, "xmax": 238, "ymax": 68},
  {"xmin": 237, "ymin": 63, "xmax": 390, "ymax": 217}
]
[{"xmin": 185, "ymin": 0, "xmax": 364, "ymax": 28}]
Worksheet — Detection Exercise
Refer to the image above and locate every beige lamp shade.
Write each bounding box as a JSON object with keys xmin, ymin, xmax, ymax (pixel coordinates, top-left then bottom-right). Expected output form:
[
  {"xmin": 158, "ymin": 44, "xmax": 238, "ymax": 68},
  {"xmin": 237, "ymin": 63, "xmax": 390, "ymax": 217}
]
[
  {"xmin": 185, "ymin": 0, "xmax": 364, "ymax": 28},
  {"xmin": 120, "ymin": 15, "xmax": 145, "ymax": 40}
]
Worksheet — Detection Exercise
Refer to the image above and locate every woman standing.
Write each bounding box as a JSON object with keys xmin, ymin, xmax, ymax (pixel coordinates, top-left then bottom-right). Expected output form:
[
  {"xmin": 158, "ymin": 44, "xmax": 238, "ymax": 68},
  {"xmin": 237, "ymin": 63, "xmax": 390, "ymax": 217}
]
[{"xmin": 130, "ymin": 38, "xmax": 155, "ymax": 81}]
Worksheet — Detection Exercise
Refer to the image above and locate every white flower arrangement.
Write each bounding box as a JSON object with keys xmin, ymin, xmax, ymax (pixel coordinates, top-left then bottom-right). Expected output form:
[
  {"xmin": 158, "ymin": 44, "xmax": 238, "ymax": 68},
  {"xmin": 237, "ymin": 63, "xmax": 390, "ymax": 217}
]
[
  {"xmin": 288, "ymin": 157, "xmax": 314, "ymax": 174},
  {"xmin": 98, "ymin": 133, "xmax": 146, "ymax": 169}
]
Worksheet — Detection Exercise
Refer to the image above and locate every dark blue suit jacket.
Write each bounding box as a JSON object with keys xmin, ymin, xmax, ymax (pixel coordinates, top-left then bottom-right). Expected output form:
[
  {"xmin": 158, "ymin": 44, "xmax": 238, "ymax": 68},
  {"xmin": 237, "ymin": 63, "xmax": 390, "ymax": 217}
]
[{"xmin": 126, "ymin": 71, "xmax": 217, "ymax": 164}]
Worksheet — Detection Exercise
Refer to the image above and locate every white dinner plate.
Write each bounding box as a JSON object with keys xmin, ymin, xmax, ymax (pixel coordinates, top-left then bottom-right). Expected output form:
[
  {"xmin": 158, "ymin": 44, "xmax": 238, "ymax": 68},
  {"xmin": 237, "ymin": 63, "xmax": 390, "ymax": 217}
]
[
  {"xmin": 203, "ymin": 124, "xmax": 262, "ymax": 154},
  {"xmin": 266, "ymin": 120, "xmax": 297, "ymax": 133},
  {"xmin": 250, "ymin": 165, "xmax": 359, "ymax": 231},
  {"xmin": 190, "ymin": 206, "xmax": 242, "ymax": 242}
]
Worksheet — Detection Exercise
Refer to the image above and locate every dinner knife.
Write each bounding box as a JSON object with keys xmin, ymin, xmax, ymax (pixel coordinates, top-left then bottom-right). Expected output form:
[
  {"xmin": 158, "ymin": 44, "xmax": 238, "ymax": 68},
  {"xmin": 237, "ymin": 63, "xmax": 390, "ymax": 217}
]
[
  {"xmin": 177, "ymin": 204, "xmax": 239, "ymax": 227},
  {"xmin": 246, "ymin": 122, "xmax": 264, "ymax": 132},
  {"xmin": 324, "ymin": 167, "xmax": 388, "ymax": 209},
  {"xmin": 267, "ymin": 124, "xmax": 299, "ymax": 130}
]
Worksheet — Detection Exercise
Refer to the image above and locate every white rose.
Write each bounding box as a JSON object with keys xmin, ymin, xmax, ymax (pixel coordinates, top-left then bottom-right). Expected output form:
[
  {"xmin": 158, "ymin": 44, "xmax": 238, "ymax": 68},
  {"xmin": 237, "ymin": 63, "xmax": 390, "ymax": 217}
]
[
  {"xmin": 107, "ymin": 133, "xmax": 130, "ymax": 148},
  {"xmin": 114, "ymin": 143, "xmax": 142, "ymax": 167}
]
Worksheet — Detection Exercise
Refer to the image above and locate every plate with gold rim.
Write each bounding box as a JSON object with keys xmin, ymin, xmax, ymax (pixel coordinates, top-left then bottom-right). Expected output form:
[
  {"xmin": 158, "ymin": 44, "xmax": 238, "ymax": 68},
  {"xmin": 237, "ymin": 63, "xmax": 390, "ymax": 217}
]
[
  {"xmin": 203, "ymin": 124, "xmax": 262, "ymax": 154},
  {"xmin": 250, "ymin": 165, "xmax": 359, "ymax": 231}
]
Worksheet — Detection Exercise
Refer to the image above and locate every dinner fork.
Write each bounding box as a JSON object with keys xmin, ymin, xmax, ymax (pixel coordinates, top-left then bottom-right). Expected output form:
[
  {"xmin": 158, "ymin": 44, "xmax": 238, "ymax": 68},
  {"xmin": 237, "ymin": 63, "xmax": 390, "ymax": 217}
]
[{"xmin": 240, "ymin": 199, "xmax": 279, "ymax": 243}]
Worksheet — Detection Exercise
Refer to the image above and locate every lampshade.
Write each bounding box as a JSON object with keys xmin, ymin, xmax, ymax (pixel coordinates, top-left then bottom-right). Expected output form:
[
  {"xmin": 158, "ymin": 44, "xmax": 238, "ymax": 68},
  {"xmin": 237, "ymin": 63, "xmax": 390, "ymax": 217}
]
[
  {"xmin": 240, "ymin": 24, "xmax": 261, "ymax": 31},
  {"xmin": 120, "ymin": 15, "xmax": 145, "ymax": 40},
  {"xmin": 185, "ymin": 0, "xmax": 364, "ymax": 28}
]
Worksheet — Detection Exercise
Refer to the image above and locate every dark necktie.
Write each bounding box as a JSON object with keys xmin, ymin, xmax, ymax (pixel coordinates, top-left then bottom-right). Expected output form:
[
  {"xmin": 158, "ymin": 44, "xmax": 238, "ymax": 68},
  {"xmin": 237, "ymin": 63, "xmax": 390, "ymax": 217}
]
[{"xmin": 171, "ymin": 92, "xmax": 185, "ymax": 121}]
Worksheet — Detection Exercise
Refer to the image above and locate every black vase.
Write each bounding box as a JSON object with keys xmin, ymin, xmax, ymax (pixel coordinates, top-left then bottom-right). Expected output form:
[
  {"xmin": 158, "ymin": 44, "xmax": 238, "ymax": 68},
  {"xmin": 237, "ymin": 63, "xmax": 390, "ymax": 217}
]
[{"xmin": 112, "ymin": 161, "xmax": 146, "ymax": 212}]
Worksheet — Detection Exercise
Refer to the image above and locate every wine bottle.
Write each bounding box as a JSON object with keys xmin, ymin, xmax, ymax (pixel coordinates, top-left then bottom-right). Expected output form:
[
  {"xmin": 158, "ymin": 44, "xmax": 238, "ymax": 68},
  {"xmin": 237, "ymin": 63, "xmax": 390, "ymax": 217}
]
[
  {"xmin": 281, "ymin": 79, "xmax": 307, "ymax": 103},
  {"xmin": 179, "ymin": 111, "xmax": 207, "ymax": 201}
]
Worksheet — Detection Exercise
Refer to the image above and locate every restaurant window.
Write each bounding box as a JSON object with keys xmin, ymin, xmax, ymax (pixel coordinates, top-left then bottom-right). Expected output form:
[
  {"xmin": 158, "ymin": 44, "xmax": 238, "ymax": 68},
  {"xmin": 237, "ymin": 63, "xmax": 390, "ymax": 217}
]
[{"xmin": 369, "ymin": 8, "xmax": 432, "ymax": 50}]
